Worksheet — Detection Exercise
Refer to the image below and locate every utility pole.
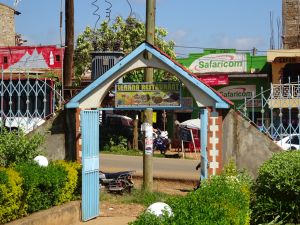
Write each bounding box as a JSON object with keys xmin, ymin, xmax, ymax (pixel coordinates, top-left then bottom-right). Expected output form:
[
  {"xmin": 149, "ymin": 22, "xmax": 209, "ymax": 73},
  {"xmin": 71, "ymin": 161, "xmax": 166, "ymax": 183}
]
[
  {"xmin": 143, "ymin": 0, "xmax": 156, "ymax": 192},
  {"xmin": 63, "ymin": 0, "xmax": 74, "ymax": 99},
  {"xmin": 64, "ymin": 0, "xmax": 76, "ymax": 161}
]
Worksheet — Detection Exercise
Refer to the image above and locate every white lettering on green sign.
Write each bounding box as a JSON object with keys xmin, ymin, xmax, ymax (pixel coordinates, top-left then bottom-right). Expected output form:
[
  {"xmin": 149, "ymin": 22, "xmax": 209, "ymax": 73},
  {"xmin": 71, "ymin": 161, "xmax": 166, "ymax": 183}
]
[{"xmin": 199, "ymin": 60, "xmax": 243, "ymax": 69}]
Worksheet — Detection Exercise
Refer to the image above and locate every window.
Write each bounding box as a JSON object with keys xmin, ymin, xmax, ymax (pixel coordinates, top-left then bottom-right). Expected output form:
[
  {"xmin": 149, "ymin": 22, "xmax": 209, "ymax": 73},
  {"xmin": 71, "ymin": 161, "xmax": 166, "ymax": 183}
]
[
  {"xmin": 3, "ymin": 56, "xmax": 8, "ymax": 64},
  {"xmin": 55, "ymin": 55, "xmax": 60, "ymax": 62}
]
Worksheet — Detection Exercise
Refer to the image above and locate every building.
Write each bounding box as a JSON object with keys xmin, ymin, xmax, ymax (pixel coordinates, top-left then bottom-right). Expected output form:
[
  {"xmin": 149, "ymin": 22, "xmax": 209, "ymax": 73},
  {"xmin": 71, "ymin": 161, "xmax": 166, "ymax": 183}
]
[
  {"xmin": 268, "ymin": 0, "xmax": 300, "ymax": 84},
  {"xmin": 282, "ymin": 0, "xmax": 300, "ymax": 49},
  {"xmin": 177, "ymin": 49, "xmax": 271, "ymax": 113},
  {"xmin": 0, "ymin": 45, "xmax": 63, "ymax": 78},
  {"xmin": 0, "ymin": 3, "xmax": 21, "ymax": 46},
  {"xmin": 0, "ymin": 4, "xmax": 63, "ymax": 131}
]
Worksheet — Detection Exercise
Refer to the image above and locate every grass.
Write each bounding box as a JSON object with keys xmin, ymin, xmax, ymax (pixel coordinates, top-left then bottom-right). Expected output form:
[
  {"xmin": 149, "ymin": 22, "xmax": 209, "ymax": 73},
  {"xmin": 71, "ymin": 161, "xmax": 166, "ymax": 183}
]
[{"xmin": 100, "ymin": 188, "xmax": 176, "ymax": 206}]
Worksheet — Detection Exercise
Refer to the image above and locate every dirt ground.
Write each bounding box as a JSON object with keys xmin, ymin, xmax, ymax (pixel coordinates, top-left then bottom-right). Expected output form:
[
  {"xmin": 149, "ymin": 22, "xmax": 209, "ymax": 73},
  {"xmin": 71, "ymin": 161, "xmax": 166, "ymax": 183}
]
[
  {"xmin": 100, "ymin": 178, "xmax": 196, "ymax": 217},
  {"xmin": 79, "ymin": 177, "xmax": 197, "ymax": 224}
]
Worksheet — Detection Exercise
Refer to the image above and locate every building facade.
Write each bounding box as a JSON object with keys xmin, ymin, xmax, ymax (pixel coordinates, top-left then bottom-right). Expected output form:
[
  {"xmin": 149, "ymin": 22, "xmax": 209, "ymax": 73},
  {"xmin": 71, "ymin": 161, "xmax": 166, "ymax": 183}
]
[
  {"xmin": 0, "ymin": 3, "xmax": 20, "ymax": 46},
  {"xmin": 177, "ymin": 49, "xmax": 270, "ymax": 111},
  {"xmin": 0, "ymin": 45, "xmax": 63, "ymax": 77},
  {"xmin": 282, "ymin": 0, "xmax": 300, "ymax": 49}
]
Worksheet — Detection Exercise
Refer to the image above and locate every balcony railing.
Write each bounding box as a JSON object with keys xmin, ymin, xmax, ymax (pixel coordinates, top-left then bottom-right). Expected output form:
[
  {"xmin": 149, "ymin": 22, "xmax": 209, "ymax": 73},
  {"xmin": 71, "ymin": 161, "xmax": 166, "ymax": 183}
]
[{"xmin": 271, "ymin": 83, "xmax": 300, "ymax": 99}]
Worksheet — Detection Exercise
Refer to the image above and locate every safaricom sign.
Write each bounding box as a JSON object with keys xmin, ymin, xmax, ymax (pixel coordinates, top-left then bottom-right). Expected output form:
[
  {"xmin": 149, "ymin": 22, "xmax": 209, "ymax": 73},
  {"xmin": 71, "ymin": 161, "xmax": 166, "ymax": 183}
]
[
  {"xmin": 189, "ymin": 53, "xmax": 247, "ymax": 74},
  {"xmin": 218, "ymin": 85, "xmax": 256, "ymax": 100}
]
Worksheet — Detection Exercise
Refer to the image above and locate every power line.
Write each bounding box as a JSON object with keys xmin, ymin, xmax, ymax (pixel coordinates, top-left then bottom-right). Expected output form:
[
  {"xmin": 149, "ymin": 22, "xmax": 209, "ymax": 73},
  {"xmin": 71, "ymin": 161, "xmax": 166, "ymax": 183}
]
[{"xmin": 175, "ymin": 45, "xmax": 300, "ymax": 54}]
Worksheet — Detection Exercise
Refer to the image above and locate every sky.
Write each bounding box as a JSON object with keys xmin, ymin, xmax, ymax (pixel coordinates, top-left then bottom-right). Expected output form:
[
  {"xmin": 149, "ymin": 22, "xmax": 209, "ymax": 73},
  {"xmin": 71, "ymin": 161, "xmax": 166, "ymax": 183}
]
[{"xmin": 1, "ymin": 0, "xmax": 282, "ymax": 57}]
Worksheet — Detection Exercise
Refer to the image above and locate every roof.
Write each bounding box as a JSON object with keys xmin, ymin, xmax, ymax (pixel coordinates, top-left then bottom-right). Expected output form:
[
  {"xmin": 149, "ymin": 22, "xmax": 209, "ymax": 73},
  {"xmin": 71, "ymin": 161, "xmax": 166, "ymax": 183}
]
[
  {"xmin": 0, "ymin": 3, "xmax": 21, "ymax": 15},
  {"xmin": 148, "ymin": 42, "xmax": 233, "ymax": 106},
  {"xmin": 66, "ymin": 41, "xmax": 233, "ymax": 109},
  {"xmin": 267, "ymin": 49, "xmax": 300, "ymax": 62}
]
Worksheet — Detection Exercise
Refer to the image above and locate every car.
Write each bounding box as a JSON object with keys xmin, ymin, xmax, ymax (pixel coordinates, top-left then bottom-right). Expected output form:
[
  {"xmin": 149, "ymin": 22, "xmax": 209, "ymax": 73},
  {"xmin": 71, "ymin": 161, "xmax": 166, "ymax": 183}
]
[
  {"xmin": 276, "ymin": 134, "xmax": 300, "ymax": 150},
  {"xmin": 100, "ymin": 114, "xmax": 134, "ymax": 148}
]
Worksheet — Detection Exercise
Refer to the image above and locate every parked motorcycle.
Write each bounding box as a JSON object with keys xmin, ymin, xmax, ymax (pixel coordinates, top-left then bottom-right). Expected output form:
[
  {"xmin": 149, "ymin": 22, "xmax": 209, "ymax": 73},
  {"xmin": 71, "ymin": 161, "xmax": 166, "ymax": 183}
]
[
  {"xmin": 153, "ymin": 128, "xmax": 171, "ymax": 154},
  {"xmin": 99, "ymin": 170, "xmax": 135, "ymax": 194}
]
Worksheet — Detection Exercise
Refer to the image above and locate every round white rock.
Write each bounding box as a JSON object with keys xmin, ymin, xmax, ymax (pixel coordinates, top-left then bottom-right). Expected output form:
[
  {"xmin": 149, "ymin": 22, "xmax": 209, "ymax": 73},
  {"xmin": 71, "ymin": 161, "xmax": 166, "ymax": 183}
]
[
  {"xmin": 146, "ymin": 202, "xmax": 173, "ymax": 217},
  {"xmin": 34, "ymin": 155, "xmax": 48, "ymax": 167}
]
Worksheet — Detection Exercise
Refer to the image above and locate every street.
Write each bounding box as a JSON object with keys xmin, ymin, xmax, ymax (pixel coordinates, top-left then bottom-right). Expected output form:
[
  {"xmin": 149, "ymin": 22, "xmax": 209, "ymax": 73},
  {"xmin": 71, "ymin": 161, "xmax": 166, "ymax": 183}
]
[{"xmin": 100, "ymin": 153, "xmax": 200, "ymax": 181}]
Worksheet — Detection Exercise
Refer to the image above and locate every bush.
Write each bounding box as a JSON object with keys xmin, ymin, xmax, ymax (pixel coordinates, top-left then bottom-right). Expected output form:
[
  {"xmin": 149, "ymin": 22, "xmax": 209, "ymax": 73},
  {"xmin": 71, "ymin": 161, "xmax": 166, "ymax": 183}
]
[
  {"xmin": 14, "ymin": 162, "xmax": 67, "ymax": 213},
  {"xmin": 251, "ymin": 151, "xmax": 300, "ymax": 224},
  {"xmin": 0, "ymin": 129, "xmax": 44, "ymax": 167},
  {"xmin": 52, "ymin": 160, "xmax": 81, "ymax": 204},
  {"xmin": 131, "ymin": 164, "xmax": 251, "ymax": 225},
  {"xmin": 0, "ymin": 167, "xmax": 26, "ymax": 224},
  {"xmin": 103, "ymin": 135, "xmax": 128, "ymax": 152}
]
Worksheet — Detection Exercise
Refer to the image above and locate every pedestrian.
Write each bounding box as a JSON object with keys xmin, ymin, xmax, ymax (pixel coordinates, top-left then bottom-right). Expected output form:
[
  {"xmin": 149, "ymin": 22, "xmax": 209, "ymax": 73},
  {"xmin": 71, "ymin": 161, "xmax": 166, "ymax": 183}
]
[{"xmin": 194, "ymin": 161, "xmax": 201, "ymax": 190}]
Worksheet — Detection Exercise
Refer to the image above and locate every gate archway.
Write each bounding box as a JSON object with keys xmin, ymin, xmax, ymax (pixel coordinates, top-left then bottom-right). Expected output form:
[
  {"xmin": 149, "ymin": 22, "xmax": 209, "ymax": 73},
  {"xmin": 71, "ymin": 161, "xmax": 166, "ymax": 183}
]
[{"xmin": 66, "ymin": 42, "xmax": 232, "ymax": 221}]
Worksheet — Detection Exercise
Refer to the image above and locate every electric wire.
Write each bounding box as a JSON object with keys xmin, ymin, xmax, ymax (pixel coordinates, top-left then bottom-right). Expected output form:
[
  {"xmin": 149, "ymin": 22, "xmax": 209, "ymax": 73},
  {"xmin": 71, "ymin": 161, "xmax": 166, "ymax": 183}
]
[
  {"xmin": 126, "ymin": 0, "xmax": 133, "ymax": 18},
  {"xmin": 91, "ymin": 0, "xmax": 101, "ymax": 31},
  {"xmin": 105, "ymin": 0, "xmax": 112, "ymax": 22}
]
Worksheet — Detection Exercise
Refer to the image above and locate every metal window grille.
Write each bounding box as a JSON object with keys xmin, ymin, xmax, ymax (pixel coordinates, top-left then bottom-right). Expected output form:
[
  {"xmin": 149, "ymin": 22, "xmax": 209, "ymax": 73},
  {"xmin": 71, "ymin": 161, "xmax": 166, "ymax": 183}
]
[{"xmin": 0, "ymin": 68, "xmax": 63, "ymax": 133}]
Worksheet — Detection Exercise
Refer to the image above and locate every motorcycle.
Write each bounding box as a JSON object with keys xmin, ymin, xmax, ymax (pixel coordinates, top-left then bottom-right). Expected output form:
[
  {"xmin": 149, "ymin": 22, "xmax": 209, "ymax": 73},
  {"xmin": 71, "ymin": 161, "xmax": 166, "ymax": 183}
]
[
  {"xmin": 99, "ymin": 170, "xmax": 135, "ymax": 194},
  {"xmin": 153, "ymin": 128, "xmax": 171, "ymax": 154}
]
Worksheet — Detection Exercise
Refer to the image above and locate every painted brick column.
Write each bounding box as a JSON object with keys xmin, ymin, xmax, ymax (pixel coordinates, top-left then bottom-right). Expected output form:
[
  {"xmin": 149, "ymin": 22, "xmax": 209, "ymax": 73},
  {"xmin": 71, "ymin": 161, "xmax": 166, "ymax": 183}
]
[{"xmin": 207, "ymin": 108, "xmax": 223, "ymax": 176}]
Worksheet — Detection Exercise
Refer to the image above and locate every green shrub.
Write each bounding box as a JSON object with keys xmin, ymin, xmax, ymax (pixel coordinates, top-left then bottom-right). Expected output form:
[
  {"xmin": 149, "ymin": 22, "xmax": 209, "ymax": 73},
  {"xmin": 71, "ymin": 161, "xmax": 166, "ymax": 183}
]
[
  {"xmin": 103, "ymin": 135, "xmax": 128, "ymax": 152},
  {"xmin": 131, "ymin": 171, "xmax": 251, "ymax": 225},
  {"xmin": 0, "ymin": 167, "xmax": 26, "ymax": 224},
  {"xmin": 15, "ymin": 162, "xmax": 67, "ymax": 213},
  {"xmin": 251, "ymin": 151, "xmax": 300, "ymax": 224},
  {"xmin": 0, "ymin": 129, "xmax": 44, "ymax": 167},
  {"xmin": 52, "ymin": 160, "xmax": 81, "ymax": 204}
]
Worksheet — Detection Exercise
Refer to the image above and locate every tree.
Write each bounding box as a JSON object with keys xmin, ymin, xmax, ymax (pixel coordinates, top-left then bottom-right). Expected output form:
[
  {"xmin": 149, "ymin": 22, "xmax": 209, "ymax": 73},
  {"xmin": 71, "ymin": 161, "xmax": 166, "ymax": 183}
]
[{"xmin": 74, "ymin": 16, "xmax": 176, "ymax": 83}]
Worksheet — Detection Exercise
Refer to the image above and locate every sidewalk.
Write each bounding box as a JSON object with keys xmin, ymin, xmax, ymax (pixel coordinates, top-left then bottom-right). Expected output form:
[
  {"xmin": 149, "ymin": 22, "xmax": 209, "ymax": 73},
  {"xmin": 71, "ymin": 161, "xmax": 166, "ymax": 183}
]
[
  {"xmin": 77, "ymin": 202, "xmax": 145, "ymax": 225},
  {"xmin": 78, "ymin": 216, "xmax": 136, "ymax": 225}
]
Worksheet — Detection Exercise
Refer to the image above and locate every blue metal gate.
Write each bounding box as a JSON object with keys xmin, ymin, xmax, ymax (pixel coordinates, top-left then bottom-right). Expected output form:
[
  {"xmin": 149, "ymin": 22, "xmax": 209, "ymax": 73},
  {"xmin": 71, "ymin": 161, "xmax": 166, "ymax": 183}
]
[{"xmin": 81, "ymin": 110, "xmax": 100, "ymax": 221}]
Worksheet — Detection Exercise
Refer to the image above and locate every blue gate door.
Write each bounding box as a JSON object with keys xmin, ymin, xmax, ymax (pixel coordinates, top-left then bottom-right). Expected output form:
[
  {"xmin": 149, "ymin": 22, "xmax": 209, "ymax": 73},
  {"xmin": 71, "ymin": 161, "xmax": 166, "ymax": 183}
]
[{"xmin": 81, "ymin": 110, "xmax": 100, "ymax": 221}]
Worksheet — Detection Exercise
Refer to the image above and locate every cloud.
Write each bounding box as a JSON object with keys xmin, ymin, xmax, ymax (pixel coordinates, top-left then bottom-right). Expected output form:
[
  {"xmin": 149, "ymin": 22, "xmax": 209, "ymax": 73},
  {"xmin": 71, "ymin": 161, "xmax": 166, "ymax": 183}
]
[
  {"xmin": 168, "ymin": 29, "xmax": 187, "ymax": 44},
  {"xmin": 131, "ymin": 0, "xmax": 164, "ymax": 4},
  {"xmin": 212, "ymin": 34, "xmax": 265, "ymax": 50}
]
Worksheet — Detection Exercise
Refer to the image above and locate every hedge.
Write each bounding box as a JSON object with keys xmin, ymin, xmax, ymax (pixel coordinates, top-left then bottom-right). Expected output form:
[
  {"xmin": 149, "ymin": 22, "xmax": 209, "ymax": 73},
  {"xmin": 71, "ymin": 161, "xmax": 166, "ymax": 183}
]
[
  {"xmin": 131, "ymin": 170, "xmax": 251, "ymax": 225},
  {"xmin": 251, "ymin": 150, "xmax": 300, "ymax": 224},
  {"xmin": 52, "ymin": 160, "xmax": 81, "ymax": 204},
  {"xmin": 0, "ymin": 167, "xmax": 25, "ymax": 224},
  {"xmin": 14, "ymin": 162, "xmax": 68, "ymax": 213},
  {"xmin": 0, "ymin": 160, "xmax": 81, "ymax": 223}
]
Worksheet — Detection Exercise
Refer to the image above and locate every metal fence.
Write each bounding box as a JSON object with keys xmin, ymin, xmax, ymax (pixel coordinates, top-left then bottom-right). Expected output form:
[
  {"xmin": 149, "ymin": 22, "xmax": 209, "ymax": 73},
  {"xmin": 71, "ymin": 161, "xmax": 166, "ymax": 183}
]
[
  {"xmin": 237, "ymin": 79, "xmax": 300, "ymax": 144},
  {"xmin": 0, "ymin": 69, "xmax": 63, "ymax": 133}
]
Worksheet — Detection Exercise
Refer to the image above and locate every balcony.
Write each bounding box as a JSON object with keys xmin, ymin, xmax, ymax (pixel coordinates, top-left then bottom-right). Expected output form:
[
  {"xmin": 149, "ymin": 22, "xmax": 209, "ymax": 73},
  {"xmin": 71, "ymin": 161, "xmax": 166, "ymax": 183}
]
[{"xmin": 269, "ymin": 83, "xmax": 300, "ymax": 108}]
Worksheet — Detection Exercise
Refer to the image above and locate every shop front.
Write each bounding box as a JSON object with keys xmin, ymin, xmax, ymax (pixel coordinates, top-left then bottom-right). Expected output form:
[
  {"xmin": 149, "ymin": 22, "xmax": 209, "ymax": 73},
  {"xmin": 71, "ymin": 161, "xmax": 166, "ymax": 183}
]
[
  {"xmin": 177, "ymin": 48, "xmax": 271, "ymax": 123},
  {"xmin": 267, "ymin": 49, "xmax": 300, "ymax": 84}
]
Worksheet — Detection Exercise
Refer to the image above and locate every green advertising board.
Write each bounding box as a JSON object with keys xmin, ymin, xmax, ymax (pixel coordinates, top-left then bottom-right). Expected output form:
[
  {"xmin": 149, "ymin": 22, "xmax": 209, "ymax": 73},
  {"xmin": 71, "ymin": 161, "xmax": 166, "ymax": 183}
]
[
  {"xmin": 115, "ymin": 82, "xmax": 181, "ymax": 108},
  {"xmin": 214, "ymin": 77, "xmax": 270, "ymax": 111},
  {"xmin": 177, "ymin": 49, "xmax": 270, "ymax": 74},
  {"xmin": 176, "ymin": 48, "xmax": 271, "ymax": 111}
]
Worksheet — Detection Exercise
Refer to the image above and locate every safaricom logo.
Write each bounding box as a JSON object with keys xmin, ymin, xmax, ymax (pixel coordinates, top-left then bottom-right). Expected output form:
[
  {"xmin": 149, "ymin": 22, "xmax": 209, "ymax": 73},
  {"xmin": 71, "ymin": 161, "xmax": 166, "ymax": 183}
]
[
  {"xmin": 218, "ymin": 85, "xmax": 256, "ymax": 100},
  {"xmin": 189, "ymin": 53, "xmax": 247, "ymax": 73},
  {"xmin": 199, "ymin": 59, "xmax": 243, "ymax": 69}
]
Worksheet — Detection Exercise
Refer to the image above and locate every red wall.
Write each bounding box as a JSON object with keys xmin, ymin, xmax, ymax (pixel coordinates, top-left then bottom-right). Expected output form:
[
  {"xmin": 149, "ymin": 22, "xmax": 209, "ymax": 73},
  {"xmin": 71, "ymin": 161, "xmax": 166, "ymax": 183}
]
[{"xmin": 0, "ymin": 45, "xmax": 63, "ymax": 70}]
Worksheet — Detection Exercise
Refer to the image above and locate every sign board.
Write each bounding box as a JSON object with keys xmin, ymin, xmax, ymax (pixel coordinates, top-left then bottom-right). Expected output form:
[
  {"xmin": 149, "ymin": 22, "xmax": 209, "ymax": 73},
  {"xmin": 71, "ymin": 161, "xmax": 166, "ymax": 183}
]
[
  {"xmin": 115, "ymin": 82, "xmax": 181, "ymax": 108},
  {"xmin": 218, "ymin": 85, "xmax": 256, "ymax": 100},
  {"xmin": 198, "ymin": 74, "xmax": 229, "ymax": 86},
  {"xmin": 189, "ymin": 53, "xmax": 247, "ymax": 74}
]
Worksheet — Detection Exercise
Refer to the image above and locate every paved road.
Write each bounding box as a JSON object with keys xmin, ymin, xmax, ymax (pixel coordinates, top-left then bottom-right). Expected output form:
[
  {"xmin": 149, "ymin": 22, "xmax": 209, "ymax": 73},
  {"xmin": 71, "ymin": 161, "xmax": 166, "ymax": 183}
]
[{"xmin": 100, "ymin": 153, "xmax": 200, "ymax": 181}]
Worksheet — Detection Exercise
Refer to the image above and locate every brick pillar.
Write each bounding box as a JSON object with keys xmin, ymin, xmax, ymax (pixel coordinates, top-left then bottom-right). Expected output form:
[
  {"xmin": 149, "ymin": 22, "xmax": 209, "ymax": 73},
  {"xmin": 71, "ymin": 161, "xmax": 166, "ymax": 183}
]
[
  {"xmin": 75, "ymin": 108, "xmax": 82, "ymax": 163},
  {"xmin": 207, "ymin": 108, "xmax": 223, "ymax": 176}
]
